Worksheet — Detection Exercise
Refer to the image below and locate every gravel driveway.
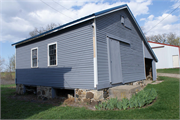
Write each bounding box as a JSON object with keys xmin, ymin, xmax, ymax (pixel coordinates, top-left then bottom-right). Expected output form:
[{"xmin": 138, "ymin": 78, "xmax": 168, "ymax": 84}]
[{"xmin": 157, "ymin": 73, "xmax": 180, "ymax": 79}]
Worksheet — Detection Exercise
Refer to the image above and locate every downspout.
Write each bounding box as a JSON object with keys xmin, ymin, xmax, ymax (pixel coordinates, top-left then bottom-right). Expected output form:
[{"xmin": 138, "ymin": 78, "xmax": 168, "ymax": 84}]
[{"xmin": 92, "ymin": 17, "xmax": 98, "ymax": 88}]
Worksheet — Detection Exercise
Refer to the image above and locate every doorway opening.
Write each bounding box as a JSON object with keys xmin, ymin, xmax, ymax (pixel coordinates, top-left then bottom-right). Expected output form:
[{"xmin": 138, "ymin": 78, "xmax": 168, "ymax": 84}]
[{"xmin": 145, "ymin": 58, "xmax": 153, "ymax": 79}]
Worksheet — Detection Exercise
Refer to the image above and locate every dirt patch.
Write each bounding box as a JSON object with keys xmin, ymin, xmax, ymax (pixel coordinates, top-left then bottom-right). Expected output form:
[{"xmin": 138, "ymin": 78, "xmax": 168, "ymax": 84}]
[
  {"xmin": 8, "ymin": 86, "xmax": 16, "ymax": 89},
  {"xmin": 157, "ymin": 73, "xmax": 180, "ymax": 78},
  {"xmin": 1, "ymin": 79, "xmax": 15, "ymax": 85},
  {"xmin": 150, "ymin": 80, "xmax": 163, "ymax": 84},
  {"xmin": 64, "ymin": 98, "xmax": 75, "ymax": 104}
]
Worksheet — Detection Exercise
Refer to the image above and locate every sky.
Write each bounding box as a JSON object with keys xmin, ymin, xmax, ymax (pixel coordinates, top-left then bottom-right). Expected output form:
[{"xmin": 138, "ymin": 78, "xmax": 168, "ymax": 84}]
[{"xmin": 0, "ymin": 0, "xmax": 180, "ymax": 63}]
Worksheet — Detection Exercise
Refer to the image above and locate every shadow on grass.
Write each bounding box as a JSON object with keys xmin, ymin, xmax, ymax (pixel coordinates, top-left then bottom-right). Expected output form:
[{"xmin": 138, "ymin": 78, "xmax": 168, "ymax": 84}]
[
  {"xmin": 1, "ymin": 84, "xmax": 54, "ymax": 119},
  {"xmin": 1, "ymin": 77, "xmax": 179, "ymax": 119}
]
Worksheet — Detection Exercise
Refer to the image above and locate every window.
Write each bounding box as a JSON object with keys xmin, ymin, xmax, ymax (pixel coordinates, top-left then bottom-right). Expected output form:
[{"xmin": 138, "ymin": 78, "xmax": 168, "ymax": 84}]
[
  {"xmin": 31, "ymin": 47, "xmax": 38, "ymax": 68},
  {"xmin": 120, "ymin": 15, "xmax": 131, "ymax": 29},
  {"xmin": 48, "ymin": 42, "xmax": 57, "ymax": 66},
  {"xmin": 121, "ymin": 16, "xmax": 125, "ymax": 25}
]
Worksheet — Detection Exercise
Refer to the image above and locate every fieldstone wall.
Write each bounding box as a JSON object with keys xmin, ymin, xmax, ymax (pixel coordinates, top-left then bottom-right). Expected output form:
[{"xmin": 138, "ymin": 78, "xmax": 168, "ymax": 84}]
[
  {"xmin": 37, "ymin": 86, "xmax": 52, "ymax": 99},
  {"xmin": 75, "ymin": 80, "xmax": 152, "ymax": 102},
  {"xmin": 16, "ymin": 84, "xmax": 26, "ymax": 94},
  {"xmin": 75, "ymin": 88, "xmax": 104, "ymax": 104}
]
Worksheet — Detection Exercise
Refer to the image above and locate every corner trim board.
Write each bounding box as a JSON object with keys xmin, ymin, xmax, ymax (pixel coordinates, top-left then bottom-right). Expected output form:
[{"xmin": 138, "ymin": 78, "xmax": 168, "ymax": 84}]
[{"xmin": 93, "ymin": 18, "xmax": 98, "ymax": 88}]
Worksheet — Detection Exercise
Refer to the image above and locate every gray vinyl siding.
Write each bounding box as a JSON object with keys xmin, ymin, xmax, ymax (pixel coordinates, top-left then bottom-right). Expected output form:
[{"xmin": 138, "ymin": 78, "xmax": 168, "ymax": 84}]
[
  {"xmin": 96, "ymin": 9, "xmax": 145, "ymax": 89},
  {"xmin": 144, "ymin": 43, "xmax": 153, "ymax": 59},
  {"xmin": 16, "ymin": 22, "xmax": 94, "ymax": 89}
]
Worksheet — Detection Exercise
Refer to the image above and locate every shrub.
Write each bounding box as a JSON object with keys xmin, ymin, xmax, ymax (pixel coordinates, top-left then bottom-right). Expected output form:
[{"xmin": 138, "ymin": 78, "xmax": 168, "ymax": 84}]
[
  {"xmin": 117, "ymin": 101, "xmax": 122, "ymax": 110},
  {"xmin": 95, "ymin": 88, "xmax": 157, "ymax": 110},
  {"xmin": 129, "ymin": 94, "xmax": 135, "ymax": 108},
  {"xmin": 121, "ymin": 98, "xmax": 129, "ymax": 110}
]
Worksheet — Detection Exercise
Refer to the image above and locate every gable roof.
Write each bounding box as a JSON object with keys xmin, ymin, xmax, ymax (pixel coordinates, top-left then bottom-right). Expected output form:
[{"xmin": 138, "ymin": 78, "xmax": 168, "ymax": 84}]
[{"xmin": 12, "ymin": 4, "xmax": 158, "ymax": 62}]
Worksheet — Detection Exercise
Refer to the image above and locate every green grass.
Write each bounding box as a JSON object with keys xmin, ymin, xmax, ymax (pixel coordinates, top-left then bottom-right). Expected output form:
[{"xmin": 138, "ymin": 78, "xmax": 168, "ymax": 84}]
[
  {"xmin": 1, "ymin": 76, "xmax": 179, "ymax": 119},
  {"xmin": 157, "ymin": 68, "xmax": 179, "ymax": 74}
]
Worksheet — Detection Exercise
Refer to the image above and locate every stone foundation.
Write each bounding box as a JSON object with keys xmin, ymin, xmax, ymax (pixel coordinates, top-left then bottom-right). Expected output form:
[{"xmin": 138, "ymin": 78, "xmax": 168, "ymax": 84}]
[
  {"xmin": 75, "ymin": 80, "xmax": 151, "ymax": 102},
  {"xmin": 75, "ymin": 89, "xmax": 104, "ymax": 104},
  {"xmin": 16, "ymin": 79, "xmax": 151, "ymax": 102},
  {"xmin": 16, "ymin": 84, "xmax": 26, "ymax": 94},
  {"xmin": 37, "ymin": 86, "xmax": 52, "ymax": 99}
]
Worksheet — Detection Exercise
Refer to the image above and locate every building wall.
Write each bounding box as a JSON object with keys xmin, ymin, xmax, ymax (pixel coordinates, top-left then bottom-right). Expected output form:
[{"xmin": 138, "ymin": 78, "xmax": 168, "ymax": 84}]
[
  {"xmin": 96, "ymin": 9, "xmax": 146, "ymax": 89},
  {"xmin": 149, "ymin": 42, "xmax": 180, "ymax": 69},
  {"xmin": 16, "ymin": 21, "xmax": 94, "ymax": 89},
  {"xmin": 144, "ymin": 42, "xmax": 153, "ymax": 59},
  {"xmin": 142, "ymin": 42, "xmax": 157, "ymax": 80}
]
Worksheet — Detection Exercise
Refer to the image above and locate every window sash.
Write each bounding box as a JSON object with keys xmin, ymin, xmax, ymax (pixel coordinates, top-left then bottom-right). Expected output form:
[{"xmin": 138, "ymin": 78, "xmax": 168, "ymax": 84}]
[
  {"xmin": 32, "ymin": 48, "xmax": 38, "ymax": 67},
  {"xmin": 48, "ymin": 43, "xmax": 57, "ymax": 66}
]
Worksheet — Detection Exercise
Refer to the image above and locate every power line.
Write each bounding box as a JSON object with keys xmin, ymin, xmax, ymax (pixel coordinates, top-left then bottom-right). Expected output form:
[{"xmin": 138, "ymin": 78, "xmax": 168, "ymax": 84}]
[
  {"xmin": 39, "ymin": 0, "xmax": 73, "ymax": 20},
  {"xmin": 146, "ymin": 4, "xmax": 180, "ymax": 33},
  {"xmin": 52, "ymin": 0, "xmax": 69, "ymax": 10}
]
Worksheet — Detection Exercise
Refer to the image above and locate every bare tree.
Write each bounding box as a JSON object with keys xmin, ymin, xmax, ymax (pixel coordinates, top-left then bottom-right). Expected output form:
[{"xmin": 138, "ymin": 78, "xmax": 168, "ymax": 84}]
[
  {"xmin": 146, "ymin": 33, "xmax": 180, "ymax": 46},
  {"xmin": 5, "ymin": 54, "xmax": 15, "ymax": 80},
  {"xmin": 29, "ymin": 23, "xmax": 60, "ymax": 37},
  {"xmin": 0, "ymin": 56, "xmax": 5, "ymax": 72},
  {"xmin": 146, "ymin": 33, "xmax": 167, "ymax": 43},
  {"xmin": 166, "ymin": 33, "xmax": 180, "ymax": 46}
]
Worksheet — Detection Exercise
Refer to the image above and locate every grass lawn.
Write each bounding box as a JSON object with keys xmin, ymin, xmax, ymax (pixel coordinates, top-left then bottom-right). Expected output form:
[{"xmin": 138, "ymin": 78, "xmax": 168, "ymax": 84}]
[
  {"xmin": 157, "ymin": 68, "xmax": 179, "ymax": 74},
  {"xmin": 1, "ymin": 76, "xmax": 179, "ymax": 119}
]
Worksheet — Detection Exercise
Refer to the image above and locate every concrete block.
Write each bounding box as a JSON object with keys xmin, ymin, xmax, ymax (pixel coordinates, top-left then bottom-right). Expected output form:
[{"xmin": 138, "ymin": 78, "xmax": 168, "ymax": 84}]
[{"xmin": 109, "ymin": 85, "xmax": 142, "ymax": 100}]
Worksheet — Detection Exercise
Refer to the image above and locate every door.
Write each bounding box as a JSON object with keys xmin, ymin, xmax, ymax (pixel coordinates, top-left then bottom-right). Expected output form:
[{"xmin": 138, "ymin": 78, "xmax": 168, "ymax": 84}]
[
  {"xmin": 172, "ymin": 55, "xmax": 179, "ymax": 67},
  {"xmin": 109, "ymin": 38, "xmax": 123, "ymax": 84}
]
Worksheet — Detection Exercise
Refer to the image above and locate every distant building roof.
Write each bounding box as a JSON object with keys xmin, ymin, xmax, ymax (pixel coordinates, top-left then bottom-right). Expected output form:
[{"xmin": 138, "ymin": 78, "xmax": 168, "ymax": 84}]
[{"xmin": 148, "ymin": 41, "xmax": 179, "ymax": 48}]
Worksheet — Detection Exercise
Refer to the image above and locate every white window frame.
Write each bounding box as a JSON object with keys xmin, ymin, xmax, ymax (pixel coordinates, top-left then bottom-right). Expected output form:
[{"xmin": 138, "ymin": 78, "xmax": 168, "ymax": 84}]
[
  {"xmin": 31, "ymin": 47, "xmax": 38, "ymax": 68},
  {"xmin": 47, "ymin": 42, "xmax": 58, "ymax": 66}
]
